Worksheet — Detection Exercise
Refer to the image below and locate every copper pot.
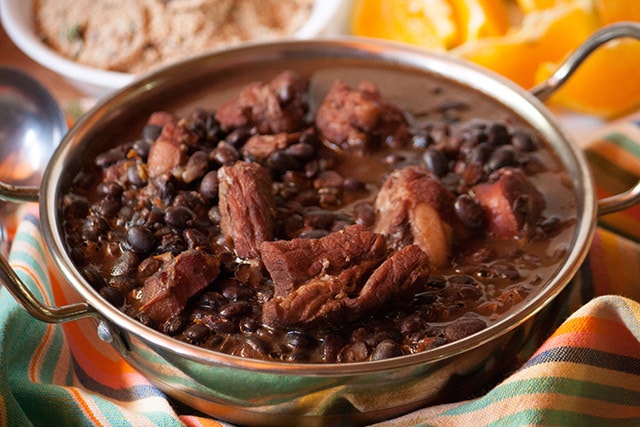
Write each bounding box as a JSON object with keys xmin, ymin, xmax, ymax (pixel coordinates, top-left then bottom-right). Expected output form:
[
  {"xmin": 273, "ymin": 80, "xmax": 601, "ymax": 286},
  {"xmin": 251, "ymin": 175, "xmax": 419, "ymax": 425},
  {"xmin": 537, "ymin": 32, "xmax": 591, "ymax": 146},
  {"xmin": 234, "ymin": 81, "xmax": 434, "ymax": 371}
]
[{"xmin": 1, "ymin": 23, "xmax": 639, "ymax": 427}]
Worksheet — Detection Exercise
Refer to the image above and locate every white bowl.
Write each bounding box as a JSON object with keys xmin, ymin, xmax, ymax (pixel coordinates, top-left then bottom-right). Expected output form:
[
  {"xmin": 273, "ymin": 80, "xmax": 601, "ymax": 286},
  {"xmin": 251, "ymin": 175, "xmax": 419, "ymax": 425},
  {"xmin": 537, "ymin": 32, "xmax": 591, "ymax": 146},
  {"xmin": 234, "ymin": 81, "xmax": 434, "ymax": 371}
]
[{"xmin": 1, "ymin": 0, "xmax": 347, "ymax": 98}]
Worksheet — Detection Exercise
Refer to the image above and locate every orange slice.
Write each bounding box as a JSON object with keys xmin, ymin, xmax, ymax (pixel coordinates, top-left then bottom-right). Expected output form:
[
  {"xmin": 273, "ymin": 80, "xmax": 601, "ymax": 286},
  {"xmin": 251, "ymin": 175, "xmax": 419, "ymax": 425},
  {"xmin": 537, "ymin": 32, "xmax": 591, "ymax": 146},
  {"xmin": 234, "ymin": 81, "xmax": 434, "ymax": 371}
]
[
  {"xmin": 595, "ymin": 0, "xmax": 640, "ymax": 24},
  {"xmin": 452, "ymin": 3, "xmax": 597, "ymax": 88},
  {"xmin": 515, "ymin": 0, "xmax": 577, "ymax": 12},
  {"xmin": 535, "ymin": 38, "xmax": 640, "ymax": 118},
  {"xmin": 450, "ymin": 0, "xmax": 510, "ymax": 42},
  {"xmin": 532, "ymin": 0, "xmax": 640, "ymax": 117},
  {"xmin": 351, "ymin": 0, "xmax": 458, "ymax": 49}
]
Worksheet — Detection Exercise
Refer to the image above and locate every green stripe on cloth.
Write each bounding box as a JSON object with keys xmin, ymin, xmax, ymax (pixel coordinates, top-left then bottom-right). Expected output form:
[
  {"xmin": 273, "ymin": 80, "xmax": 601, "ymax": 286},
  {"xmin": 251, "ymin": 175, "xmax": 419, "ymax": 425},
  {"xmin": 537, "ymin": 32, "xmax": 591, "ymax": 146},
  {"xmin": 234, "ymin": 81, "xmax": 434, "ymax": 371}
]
[
  {"xmin": 486, "ymin": 409, "xmax": 640, "ymax": 427},
  {"xmin": 605, "ymin": 132, "xmax": 640, "ymax": 158},
  {"xmin": 443, "ymin": 377, "xmax": 640, "ymax": 415}
]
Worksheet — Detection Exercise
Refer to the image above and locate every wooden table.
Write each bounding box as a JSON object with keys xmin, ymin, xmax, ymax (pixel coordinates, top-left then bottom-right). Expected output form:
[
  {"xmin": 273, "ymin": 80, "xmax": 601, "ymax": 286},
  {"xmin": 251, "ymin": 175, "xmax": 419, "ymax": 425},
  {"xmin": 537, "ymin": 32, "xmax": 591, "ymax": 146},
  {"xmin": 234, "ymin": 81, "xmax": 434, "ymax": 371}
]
[{"xmin": 1, "ymin": 22, "xmax": 84, "ymax": 106}]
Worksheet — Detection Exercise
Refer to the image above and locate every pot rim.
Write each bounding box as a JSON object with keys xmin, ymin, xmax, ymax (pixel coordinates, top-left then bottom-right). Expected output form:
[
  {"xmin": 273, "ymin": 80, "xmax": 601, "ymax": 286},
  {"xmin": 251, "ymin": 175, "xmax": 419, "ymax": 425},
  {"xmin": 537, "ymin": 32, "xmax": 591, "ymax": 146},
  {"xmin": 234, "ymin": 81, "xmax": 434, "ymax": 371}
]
[{"xmin": 40, "ymin": 37, "xmax": 597, "ymax": 375}]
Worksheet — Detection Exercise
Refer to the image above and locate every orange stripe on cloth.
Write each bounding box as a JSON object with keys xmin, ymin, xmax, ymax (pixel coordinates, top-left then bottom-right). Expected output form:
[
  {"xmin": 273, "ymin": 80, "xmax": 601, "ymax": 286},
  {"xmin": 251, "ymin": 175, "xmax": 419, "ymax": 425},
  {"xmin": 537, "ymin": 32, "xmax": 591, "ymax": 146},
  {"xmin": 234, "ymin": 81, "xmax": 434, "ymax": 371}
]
[
  {"xmin": 67, "ymin": 387, "xmax": 108, "ymax": 427},
  {"xmin": 540, "ymin": 316, "xmax": 640, "ymax": 358},
  {"xmin": 180, "ymin": 415, "xmax": 226, "ymax": 427},
  {"xmin": 588, "ymin": 138, "xmax": 640, "ymax": 178},
  {"xmin": 0, "ymin": 393, "xmax": 7, "ymax": 427},
  {"xmin": 48, "ymin": 271, "xmax": 144, "ymax": 389},
  {"xmin": 588, "ymin": 230, "xmax": 640, "ymax": 301}
]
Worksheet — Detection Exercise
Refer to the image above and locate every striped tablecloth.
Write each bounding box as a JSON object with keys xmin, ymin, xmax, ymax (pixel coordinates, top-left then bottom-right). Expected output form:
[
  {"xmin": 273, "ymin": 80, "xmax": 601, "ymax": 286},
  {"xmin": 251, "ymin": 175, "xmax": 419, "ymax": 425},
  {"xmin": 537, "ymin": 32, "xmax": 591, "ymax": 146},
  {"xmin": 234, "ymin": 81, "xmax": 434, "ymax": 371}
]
[{"xmin": 1, "ymin": 112, "xmax": 639, "ymax": 427}]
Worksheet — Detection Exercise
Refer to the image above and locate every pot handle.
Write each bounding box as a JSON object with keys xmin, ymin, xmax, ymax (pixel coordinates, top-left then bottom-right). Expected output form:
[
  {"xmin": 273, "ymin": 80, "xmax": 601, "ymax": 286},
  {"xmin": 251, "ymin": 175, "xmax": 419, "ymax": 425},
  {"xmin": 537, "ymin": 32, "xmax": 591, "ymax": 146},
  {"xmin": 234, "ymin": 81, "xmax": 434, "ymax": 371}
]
[
  {"xmin": 0, "ymin": 252, "xmax": 130, "ymax": 351},
  {"xmin": 530, "ymin": 22, "xmax": 640, "ymax": 216},
  {"xmin": 0, "ymin": 254, "xmax": 95, "ymax": 323},
  {"xmin": 0, "ymin": 182, "xmax": 40, "ymax": 203}
]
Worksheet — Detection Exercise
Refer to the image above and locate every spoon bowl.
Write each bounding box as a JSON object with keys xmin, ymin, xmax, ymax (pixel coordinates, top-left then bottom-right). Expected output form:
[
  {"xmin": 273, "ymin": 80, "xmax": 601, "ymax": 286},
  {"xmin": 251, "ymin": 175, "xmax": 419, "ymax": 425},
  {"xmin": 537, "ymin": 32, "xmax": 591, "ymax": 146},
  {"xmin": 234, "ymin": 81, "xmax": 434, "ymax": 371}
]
[{"xmin": 0, "ymin": 67, "xmax": 66, "ymax": 250}]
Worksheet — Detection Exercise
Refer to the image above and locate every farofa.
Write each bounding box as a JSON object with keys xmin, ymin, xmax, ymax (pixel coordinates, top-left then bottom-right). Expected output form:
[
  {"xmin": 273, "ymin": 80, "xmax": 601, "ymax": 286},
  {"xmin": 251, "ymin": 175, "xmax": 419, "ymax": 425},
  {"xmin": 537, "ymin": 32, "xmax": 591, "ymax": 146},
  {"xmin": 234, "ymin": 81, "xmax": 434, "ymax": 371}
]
[{"xmin": 34, "ymin": 0, "xmax": 313, "ymax": 74}]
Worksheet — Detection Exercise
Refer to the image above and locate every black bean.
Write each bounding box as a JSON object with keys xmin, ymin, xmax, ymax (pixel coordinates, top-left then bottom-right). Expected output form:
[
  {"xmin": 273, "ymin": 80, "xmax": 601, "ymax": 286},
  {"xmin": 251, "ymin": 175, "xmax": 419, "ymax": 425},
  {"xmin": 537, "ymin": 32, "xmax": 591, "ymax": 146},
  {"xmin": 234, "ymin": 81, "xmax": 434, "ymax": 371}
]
[
  {"xmin": 464, "ymin": 128, "xmax": 488, "ymax": 147},
  {"xmin": 225, "ymin": 127, "xmax": 252, "ymax": 148},
  {"xmin": 211, "ymin": 142, "xmax": 240, "ymax": 166},
  {"xmin": 142, "ymin": 124, "xmax": 163, "ymax": 142},
  {"xmin": 127, "ymin": 164, "xmax": 146, "ymax": 187},
  {"xmin": 110, "ymin": 251, "xmax": 138, "ymax": 277},
  {"xmin": 97, "ymin": 181, "xmax": 124, "ymax": 198},
  {"xmin": 353, "ymin": 202, "xmax": 376, "ymax": 227},
  {"xmin": 162, "ymin": 314, "xmax": 187, "ymax": 336},
  {"xmin": 133, "ymin": 139, "xmax": 152, "ymax": 158},
  {"xmin": 299, "ymin": 132, "xmax": 321, "ymax": 147},
  {"xmin": 423, "ymin": 148, "xmax": 449, "ymax": 177},
  {"xmin": 221, "ymin": 282, "xmax": 253, "ymax": 301},
  {"xmin": 511, "ymin": 130, "xmax": 538, "ymax": 152},
  {"xmin": 285, "ymin": 331, "xmax": 314, "ymax": 350},
  {"xmin": 146, "ymin": 207, "xmax": 165, "ymax": 228},
  {"xmin": 63, "ymin": 195, "xmax": 90, "ymax": 219},
  {"xmin": 127, "ymin": 225, "xmax": 155, "ymax": 254},
  {"xmin": 442, "ymin": 317, "xmax": 486, "ymax": 342},
  {"xmin": 321, "ymin": 335, "xmax": 344, "ymax": 363},
  {"xmin": 295, "ymin": 190, "xmax": 320, "ymax": 207},
  {"xmin": 108, "ymin": 276, "xmax": 134, "ymax": 294},
  {"xmin": 454, "ymin": 194, "xmax": 486, "ymax": 230},
  {"xmin": 81, "ymin": 216, "xmax": 108, "ymax": 241},
  {"xmin": 95, "ymin": 147, "xmax": 127, "ymax": 168},
  {"xmin": 487, "ymin": 122, "xmax": 510, "ymax": 146},
  {"xmin": 343, "ymin": 177, "xmax": 366, "ymax": 193},
  {"xmin": 468, "ymin": 142, "xmax": 492, "ymax": 165},
  {"xmin": 207, "ymin": 206, "xmax": 221, "ymax": 225},
  {"xmin": 199, "ymin": 171, "xmax": 219, "ymax": 201},
  {"xmin": 371, "ymin": 339, "xmax": 403, "ymax": 361},
  {"xmin": 99, "ymin": 286, "xmax": 124, "ymax": 307},
  {"xmin": 455, "ymin": 283, "xmax": 483, "ymax": 299},
  {"xmin": 183, "ymin": 323, "xmax": 210, "ymax": 344},
  {"xmin": 338, "ymin": 341, "xmax": 368, "ymax": 363},
  {"xmin": 318, "ymin": 187, "xmax": 341, "ymax": 209},
  {"xmin": 219, "ymin": 301, "xmax": 252, "ymax": 318},
  {"xmin": 486, "ymin": 145, "xmax": 516, "ymax": 171},
  {"xmin": 82, "ymin": 265, "xmax": 107, "ymax": 288},
  {"xmin": 267, "ymin": 151, "xmax": 300, "ymax": 173},
  {"xmin": 182, "ymin": 151, "xmax": 210, "ymax": 183},
  {"xmin": 243, "ymin": 336, "xmax": 270, "ymax": 356},
  {"xmin": 303, "ymin": 209, "xmax": 336, "ymax": 230},
  {"xmin": 165, "ymin": 206, "xmax": 195, "ymax": 229},
  {"xmin": 239, "ymin": 318, "xmax": 260, "ymax": 333},
  {"xmin": 285, "ymin": 143, "xmax": 315, "ymax": 161},
  {"xmin": 197, "ymin": 292, "xmax": 225, "ymax": 309},
  {"xmin": 400, "ymin": 313, "xmax": 423, "ymax": 335},
  {"xmin": 206, "ymin": 316, "xmax": 238, "ymax": 334}
]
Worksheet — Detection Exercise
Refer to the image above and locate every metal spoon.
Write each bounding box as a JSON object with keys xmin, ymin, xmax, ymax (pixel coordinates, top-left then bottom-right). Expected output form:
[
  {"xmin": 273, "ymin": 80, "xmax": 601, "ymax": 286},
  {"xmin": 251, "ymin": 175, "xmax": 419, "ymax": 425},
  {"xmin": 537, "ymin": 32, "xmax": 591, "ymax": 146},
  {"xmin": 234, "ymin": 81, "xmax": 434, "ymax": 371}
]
[{"xmin": 0, "ymin": 67, "xmax": 67, "ymax": 254}]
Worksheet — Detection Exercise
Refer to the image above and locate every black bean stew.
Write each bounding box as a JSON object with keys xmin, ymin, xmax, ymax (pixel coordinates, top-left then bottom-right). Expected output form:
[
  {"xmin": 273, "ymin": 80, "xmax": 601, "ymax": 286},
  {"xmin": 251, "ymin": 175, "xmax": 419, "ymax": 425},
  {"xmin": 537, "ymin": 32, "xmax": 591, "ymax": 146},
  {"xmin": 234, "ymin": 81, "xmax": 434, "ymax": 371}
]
[{"xmin": 62, "ymin": 71, "xmax": 576, "ymax": 363}]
